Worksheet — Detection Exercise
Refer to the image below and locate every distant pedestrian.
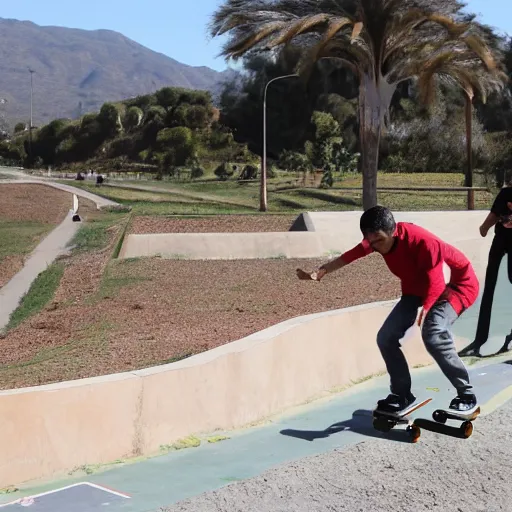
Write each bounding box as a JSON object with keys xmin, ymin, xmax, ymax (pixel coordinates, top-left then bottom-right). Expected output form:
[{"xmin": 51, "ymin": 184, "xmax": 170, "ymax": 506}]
[{"xmin": 459, "ymin": 179, "xmax": 512, "ymax": 357}]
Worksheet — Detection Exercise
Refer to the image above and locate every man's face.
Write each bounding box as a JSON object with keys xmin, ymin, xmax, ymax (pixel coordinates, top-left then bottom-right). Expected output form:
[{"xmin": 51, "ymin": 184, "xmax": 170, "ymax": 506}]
[{"xmin": 365, "ymin": 230, "xmax": 395, "ymax": 255}]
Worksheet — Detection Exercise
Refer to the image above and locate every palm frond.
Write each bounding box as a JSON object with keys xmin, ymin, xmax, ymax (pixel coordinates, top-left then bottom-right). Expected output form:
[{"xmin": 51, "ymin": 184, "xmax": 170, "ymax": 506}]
[{"xmin": 211, "ymin": 0, "xmax": 507, "ymax": 106}]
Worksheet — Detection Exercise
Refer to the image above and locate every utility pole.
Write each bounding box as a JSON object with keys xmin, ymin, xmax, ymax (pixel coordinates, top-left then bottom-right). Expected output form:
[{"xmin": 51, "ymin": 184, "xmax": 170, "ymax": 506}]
[{"xmin": 28, "ymin": 68, "xmax": 35, "ymax": 164}]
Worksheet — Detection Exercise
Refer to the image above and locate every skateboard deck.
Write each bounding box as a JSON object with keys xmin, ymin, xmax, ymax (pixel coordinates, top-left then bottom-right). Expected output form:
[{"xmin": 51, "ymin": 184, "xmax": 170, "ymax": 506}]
[
  {"xmin": 372, "ymin": 397, "xmax": 432, "ymax": 442},
  {"xmin": 412, "ymin": 406, "xmax": 480, "ymax": 440}
]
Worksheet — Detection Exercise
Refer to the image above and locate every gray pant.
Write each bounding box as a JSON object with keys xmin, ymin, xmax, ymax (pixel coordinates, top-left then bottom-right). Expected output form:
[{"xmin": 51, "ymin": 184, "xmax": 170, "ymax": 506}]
[{"xmin": 377, "ymin": 295, "xmax": 473, "ymax": 397}]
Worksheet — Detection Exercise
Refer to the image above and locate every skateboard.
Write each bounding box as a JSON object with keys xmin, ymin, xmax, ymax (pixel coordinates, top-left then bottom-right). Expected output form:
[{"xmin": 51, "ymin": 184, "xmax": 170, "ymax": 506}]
[
  {"xmin": 372, "ymin": 397, "xmax": 432, "ymax": 443},
  {"xmin": 413, "ymin": 406, "xmax": 480, "ymax": 439}
]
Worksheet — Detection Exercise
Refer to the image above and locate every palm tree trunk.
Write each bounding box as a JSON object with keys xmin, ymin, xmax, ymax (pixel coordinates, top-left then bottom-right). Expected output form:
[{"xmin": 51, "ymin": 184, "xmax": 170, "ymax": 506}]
[
  {"xmin": 464, "ymin": 92, "xmax": 474, "ymax": 210},
  {"xmin": 359, "ymin": 76, "xmax": 382, "ymax": 211}
]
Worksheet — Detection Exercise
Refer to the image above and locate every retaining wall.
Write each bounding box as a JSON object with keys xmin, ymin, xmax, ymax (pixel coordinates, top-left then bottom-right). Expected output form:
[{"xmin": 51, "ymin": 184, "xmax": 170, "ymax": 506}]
[{"xmin": 0, "ymin": 299, "xmax": 466, "ymax": 488}]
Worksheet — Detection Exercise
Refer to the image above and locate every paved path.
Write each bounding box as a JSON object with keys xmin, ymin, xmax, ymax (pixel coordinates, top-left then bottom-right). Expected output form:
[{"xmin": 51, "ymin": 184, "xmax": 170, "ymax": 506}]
[
  {"xmin": 0, "ymin": 167, "xmax": 120, "ymax": 209},
  {"xmin": 0, "ymin": 211, "xmax": 79, "ymax": 331},
  {"xmin": 1, "ymin": 353, "xmax": 511, "ymax": 511},
  {"xmin": 0, "ymin": 170, "xmax": 122, "ymax": 331}
]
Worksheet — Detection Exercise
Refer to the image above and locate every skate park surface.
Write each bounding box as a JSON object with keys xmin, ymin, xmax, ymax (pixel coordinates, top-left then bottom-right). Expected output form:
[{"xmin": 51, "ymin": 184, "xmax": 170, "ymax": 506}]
[{"xmin": 1, "ymin": 171, "xmax": 512, "ymax": 510}]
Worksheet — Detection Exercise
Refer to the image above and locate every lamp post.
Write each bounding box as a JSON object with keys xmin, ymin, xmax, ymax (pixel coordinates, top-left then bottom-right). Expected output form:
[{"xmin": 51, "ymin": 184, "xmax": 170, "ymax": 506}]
[
  {"xmin": 28, "ymin": 68, "xmax": 35, "ymax": 163},
  {"xmin": 260, "ymin": 73, "xmax": 298, "ymax": 212}
]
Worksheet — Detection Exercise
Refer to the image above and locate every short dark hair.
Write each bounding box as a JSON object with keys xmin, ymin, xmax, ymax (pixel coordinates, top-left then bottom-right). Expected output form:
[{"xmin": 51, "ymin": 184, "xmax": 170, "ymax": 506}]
[{"xmin": 360, "ymin": 206, "xmax": 396, "ymax": 235}]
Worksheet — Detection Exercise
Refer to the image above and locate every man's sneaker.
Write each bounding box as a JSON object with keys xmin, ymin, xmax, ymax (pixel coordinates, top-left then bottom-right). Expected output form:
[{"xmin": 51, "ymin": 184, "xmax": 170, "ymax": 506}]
[
  {"xmin": 449, "ymin": 393, "xmax": 479, "ymax": 415},
  {"xmin": 458, "ymin": 341, "xmax": 483, "ymax": 357},
  {"xmin": 376, "ymin": 393, "xmax": 417, "ymax": 414}
]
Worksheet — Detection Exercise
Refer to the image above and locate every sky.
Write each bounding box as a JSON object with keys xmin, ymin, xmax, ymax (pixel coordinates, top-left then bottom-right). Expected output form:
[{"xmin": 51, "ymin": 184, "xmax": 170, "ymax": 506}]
[{"xmin": 1, "ymin": 0, "xmax": 510, "ymax": 72}]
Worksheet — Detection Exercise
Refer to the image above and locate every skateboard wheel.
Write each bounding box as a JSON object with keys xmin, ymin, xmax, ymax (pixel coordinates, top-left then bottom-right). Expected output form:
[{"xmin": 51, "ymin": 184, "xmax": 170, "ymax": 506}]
[
  {"xmin": 433, "ymin": 410, "xmax": 447, "ymax": 424},
  {"xmin": 407, "ymin": 425, "xmax": 421, "ymax": 443},
  {"xmin": 373, "ymin": 417, "xmax": 392, "ymax": 433},
  {"xmin": 461, "ymin": 421, "xmax": 473, "ymax": 438}
]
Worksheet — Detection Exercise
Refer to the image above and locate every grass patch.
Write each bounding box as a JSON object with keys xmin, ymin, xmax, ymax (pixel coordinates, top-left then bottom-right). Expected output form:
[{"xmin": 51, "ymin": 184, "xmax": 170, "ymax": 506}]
[
  {"xmin": 94, "ymin": 260, "xmax": 153, "ymax": 301},
  {"xmin": 112, "ymin": 213, "xmax": 133, "ymax": 259},
  {"xmin": 207, "ymin": 435, "xmax": 230, "ymax": 443},
  {"xmin": 6, "ymin": 263, "xmax": 64, "ymax": 332},
  {"xmin": 70, "ymin": 211, "xmax": 127, "ymax": 253},
  {"xmin": 0, "ymin": 220, "xmax": 52, "ymax": 261},
  {"xmin": 97, "ymin": 275, "xmax": 152, "ymax": 300},
  {"xmin": 68, "ymin": 460, "xmax": 124, "ymax": 476},
  {"xmin": 58, "ymin": 171, "xmax": 494, "ymax": 215},
  {"xmin": 160, "ymin": 435, "xmax": 201, "ymax": 452}
]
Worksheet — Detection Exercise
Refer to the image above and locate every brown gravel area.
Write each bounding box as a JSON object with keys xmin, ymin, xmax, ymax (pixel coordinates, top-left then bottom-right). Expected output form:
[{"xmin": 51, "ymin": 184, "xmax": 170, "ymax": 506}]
[
  {"xmin": 0, "ymin": 184, "xmax": 73, "ymax": 223},
  {"xmin": 0, "ymin": 184, "xmax": 97, "ymax": 288},
  {"xmin": 0, "ymin": 251, "xmax": 400, "ymax": 390},
  {"xmin": 129, "ymin": 215, "xmax": 298, "ymax": 234}
]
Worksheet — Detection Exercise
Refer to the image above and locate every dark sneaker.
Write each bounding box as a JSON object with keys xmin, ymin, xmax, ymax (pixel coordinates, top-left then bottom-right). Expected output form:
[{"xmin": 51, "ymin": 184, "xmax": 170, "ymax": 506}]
[
  {"xmin": 497, "ymin": 331, "xmax": 512, "ymax": 355},
  {"xmin": 458, "ymin": 341, "xmax": 483, "ymax": 357},
  {"xmin": 449, "ymin": 393, "xmax": 478, "ymax": 415},
  {"xmin": 376, "ymin": 393, "xmax": 417, "ymax": 414}
]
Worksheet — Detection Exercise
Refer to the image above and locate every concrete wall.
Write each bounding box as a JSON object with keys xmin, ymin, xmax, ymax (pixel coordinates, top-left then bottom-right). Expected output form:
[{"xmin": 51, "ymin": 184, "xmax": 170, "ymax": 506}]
[
  {"xmin": 119, "ymin": 211, "xmax": 492, "ymax": 282},
  {"xmin": 119, "ymin": 232, "xmax": 326, "ymax": 260},
  {"xmin": 0, "ymin": 300, "xmax": 466, "ymax": 488}
]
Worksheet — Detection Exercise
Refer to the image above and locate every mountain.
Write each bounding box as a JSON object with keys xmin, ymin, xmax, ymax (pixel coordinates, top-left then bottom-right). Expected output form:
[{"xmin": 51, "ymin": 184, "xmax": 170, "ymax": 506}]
[{"xmin": 0, "ymin": 17, "xmax": 235, "ymax": 127}]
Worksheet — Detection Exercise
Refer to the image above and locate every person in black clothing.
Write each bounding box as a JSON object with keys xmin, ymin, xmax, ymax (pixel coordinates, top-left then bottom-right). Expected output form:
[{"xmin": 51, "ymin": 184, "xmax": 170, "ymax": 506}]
[{"xmin": 459, "ymin": 182, "xmax": 512, "ymax": 357}]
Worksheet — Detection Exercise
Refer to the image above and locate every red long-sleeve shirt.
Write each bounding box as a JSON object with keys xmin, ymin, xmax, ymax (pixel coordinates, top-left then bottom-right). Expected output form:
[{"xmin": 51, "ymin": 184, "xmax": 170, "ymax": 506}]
[{"xmin": 341, "ymin": 222, "xmax": 479, "ymax": 315}]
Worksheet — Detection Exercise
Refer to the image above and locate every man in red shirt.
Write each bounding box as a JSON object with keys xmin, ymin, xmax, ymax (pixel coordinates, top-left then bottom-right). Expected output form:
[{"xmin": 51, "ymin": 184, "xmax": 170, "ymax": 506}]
[{"xmin": 297, "ymin": 206, "xmax": 480, "ymax": 415}]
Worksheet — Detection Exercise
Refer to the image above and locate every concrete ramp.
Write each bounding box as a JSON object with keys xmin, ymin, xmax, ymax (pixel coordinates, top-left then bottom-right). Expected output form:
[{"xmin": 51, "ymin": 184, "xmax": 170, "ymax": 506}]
[
  {"xmin": 119, "ymin": 231, "xmax": 325, "ymax": 260},
  {"xmin": 119, "ymin": 211, "xmax": 492, "ymax": 275},
  {"xmin": 288, "ymin": 212, "xmax": 315, "ymax": 232}
]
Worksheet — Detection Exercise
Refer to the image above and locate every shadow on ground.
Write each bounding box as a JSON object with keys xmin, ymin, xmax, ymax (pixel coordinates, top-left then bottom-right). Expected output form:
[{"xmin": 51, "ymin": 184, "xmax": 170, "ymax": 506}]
[{"xmin": 280, "ymin": 409, "xmax": 412, "ymax": 444}]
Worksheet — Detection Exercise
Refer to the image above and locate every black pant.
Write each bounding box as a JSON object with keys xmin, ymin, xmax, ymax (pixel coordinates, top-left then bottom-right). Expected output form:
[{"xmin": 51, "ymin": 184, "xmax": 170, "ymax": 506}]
[{"xmin": 474, "ymin": 235, "xmax": 512, "ymax": 345}]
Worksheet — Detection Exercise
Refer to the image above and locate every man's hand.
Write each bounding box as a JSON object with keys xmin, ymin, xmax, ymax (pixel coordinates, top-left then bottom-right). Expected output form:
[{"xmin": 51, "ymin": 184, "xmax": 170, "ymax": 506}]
[
  {"xmin": 296, "ymin": 268, "xmax": 327, "ymax": 282},
  {"xmin": 479, "ymin": 224, "xmax": 489, "ymax": 237}
]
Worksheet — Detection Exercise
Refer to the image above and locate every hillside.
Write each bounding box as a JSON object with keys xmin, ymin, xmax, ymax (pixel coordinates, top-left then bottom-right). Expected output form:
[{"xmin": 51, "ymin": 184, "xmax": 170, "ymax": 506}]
[
  {"xmin": 0, "ymin": 84, "xmax": 255, "ymax": 177},
  {"xmin": 0, "ymin": 17, "xmax": 234, "ymax": 127}
]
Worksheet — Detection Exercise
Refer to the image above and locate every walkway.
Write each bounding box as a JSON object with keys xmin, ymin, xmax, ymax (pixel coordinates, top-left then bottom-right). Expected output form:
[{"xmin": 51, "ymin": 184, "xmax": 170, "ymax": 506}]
[
  {"xmin": 0, "ymin": 170, "xmax": 122, "ymax": 330},
  {"xmin": 0, "ymin": 167, "xmax": 120, "ymax": 210},
  {"xmin": 1, "ymin": 264, "xmax": 509, "ymax": 509},
  {"xmin": 1, "ymin": 353, "xmax": 512, "ymax": 511}
]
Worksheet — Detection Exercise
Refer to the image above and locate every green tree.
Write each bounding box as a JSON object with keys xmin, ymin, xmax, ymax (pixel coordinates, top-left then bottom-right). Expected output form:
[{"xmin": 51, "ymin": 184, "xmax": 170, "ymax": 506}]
[
  {"xmin": 125, "ymin": 107, "xmax": 144, "ymax": 131},
  {"xmin": 156, "ymin": 87, "xmax": 181, "ymax": 110},
  {"xmin": 156, "ymin": 126, "xmax": 196, "ymax": 167},
  {"xmin": 210, "ymin": 0, "xmax": 506, "ymax": 210},
  {"xmin": 306, "ymin": 111, "xmax": 359, "ymax": 187},
  {"xmin": 97, "ymin": 103, "xmax": 123, "ymax": 138}
]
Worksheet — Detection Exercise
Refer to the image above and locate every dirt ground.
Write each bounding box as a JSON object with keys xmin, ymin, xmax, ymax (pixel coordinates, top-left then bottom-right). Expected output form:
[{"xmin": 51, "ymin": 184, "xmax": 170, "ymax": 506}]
[
  {"xmin": 129, "ymin": 215, "xmax": 298, "ymax": 234},
  {"xmin": 164, "ymin": 399, "xmax": 512, "ymax": 512},
  {"xmin": 0, "ymin": 239, "xmax": 400, "ymax": 389},
  {"xmin": 0, "ymin": 184, "xmax": 97, "ymax": 288},
  {"xmin": 0, "ymin": 183, "xmax": 73, "ymax": 224}
]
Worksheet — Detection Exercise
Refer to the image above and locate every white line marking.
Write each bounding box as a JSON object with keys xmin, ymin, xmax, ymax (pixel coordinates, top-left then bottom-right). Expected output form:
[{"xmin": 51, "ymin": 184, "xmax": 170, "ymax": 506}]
[{"xmin": 0, "ymin": 482, "xmax": 130, "ymax": 507}]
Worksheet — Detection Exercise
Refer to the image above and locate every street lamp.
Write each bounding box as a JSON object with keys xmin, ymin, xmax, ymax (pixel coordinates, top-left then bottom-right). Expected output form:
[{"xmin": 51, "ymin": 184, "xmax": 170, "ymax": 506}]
[
  {"xmin": 260, "ymin": 73, "xmax": 298, "ymax": 212},
  {"xmin": 28, "ymin": 68, "xmax": 35, "ymax": 163}
]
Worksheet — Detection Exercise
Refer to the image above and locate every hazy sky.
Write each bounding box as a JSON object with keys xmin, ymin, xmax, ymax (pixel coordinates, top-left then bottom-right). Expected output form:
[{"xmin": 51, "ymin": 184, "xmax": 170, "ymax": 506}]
[{"xmin": 1, "ymin": 0, "xmax": 510, "ymax": 71}]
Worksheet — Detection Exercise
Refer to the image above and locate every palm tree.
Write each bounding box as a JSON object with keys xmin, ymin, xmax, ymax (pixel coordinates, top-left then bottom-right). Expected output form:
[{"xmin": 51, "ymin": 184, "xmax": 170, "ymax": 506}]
[
  {"xmin": 210, "ymin": 0, "xmax": 506, "ymax": 210},
  {"xmin": 416, "ymin": 46, "xmax": 508, "ymax": 208}
]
